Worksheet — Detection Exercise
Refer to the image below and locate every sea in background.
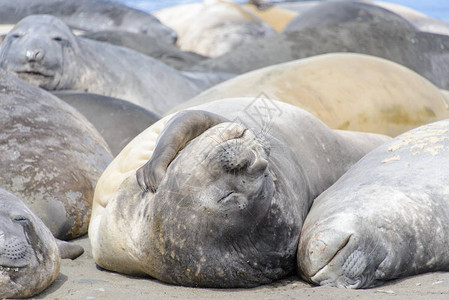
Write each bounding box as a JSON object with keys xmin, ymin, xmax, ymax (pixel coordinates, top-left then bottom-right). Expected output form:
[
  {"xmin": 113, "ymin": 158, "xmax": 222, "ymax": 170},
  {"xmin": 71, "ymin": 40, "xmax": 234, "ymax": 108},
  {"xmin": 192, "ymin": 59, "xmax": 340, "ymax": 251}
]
[{"xmin": 118, "ymin": 0, "xmax": 449, "ymax": 23}]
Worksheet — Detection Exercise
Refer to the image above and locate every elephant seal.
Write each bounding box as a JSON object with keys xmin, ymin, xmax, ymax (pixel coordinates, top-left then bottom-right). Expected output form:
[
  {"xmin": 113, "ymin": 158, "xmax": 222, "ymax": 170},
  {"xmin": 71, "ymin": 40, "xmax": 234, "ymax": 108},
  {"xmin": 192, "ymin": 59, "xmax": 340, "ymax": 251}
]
[
  {"xmin": 154, "ymin": 0, "xmax": 276, "ymax": 57},
  {"xmin": 89, "ymin": 97, "xmax": 390, "ymax": 287},
  {"xmin": 188, "ymin": 21, "xmax": 449, "ymax": 90},
  {"xmin": 0, "ymin": 0, "xmax": 177, "ymax": 44},
  {"xmin": 53, "ymin": 91, "xmax": 161, "ymax": 157},
  {"xmin": 283, "ymin": 1, "xmax": 415, "ymax": 32},
  {"xmin": 0, "ymin": 15, "xmax": 228, "ymax": 114},
  {"xmin": 298, "ymin": 119, "xmax": 449, "ymax": 288},
  {"xmin": 0, "ymin": 68, "xmax": 112, "ymax": 240},
  {"xmin": 81, "ymin": 30, "xmax": 206, "ymax": 70},
  {"xmin": 174, "ymin": 53, "xmax": 449, "ymax": 136},
  {"xmin": 0, "ymin": 187, "xmax": 83, "ymax": 298}
]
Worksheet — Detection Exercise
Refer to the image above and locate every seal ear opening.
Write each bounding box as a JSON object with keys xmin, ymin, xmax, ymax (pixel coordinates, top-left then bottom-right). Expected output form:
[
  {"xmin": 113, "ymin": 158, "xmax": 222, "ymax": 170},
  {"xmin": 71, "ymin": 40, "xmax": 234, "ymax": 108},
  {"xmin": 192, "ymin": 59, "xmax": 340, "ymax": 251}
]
[{"xmin": 136, "ymin": 110, "xmax": 229, "ymax": 193}]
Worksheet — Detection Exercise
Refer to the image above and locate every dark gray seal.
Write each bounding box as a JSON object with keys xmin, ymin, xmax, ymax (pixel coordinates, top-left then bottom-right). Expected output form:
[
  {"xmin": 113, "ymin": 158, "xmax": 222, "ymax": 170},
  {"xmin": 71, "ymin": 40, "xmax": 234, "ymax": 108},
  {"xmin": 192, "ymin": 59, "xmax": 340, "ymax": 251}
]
[
  {"xmin": 81, "ymin": 30, "xmax": 207, "ymax": 70},
  {"xmin": 0, "ymin": 0, "xmax": 177, "ymax": 44},
  {"xmin": 53, "ymin": 91, "xmax": 161, "ymax": 157},
  {"xmin": 89, "ymin": 98, "xmax": 390, "ymax": 288},
  {"xmin": 0, "ymin": 68, "xmax": 112, "ymax": 240},
  {"xmin": 0, "ymin": 15, "xmax": 230, "ymax": 115},
  {"xmin": 0, "ymin": 187, "xmax": 83, "ymax": 298},
  {"xmin": 298, "ymin": 119, "xmax": 449, "ymax": 288},
  {"xmin": 189, "ymin": 21, "xmax": 449, "ymax": 90},
  {"xmin": 283, "ymin": 1, "xmax": 415, "ymax": 32}
]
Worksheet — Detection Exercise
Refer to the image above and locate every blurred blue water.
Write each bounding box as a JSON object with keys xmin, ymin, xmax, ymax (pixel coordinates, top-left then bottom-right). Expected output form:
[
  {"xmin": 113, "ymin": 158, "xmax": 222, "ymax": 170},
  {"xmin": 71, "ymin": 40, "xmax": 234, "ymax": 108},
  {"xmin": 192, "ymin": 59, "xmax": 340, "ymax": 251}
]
[{"xmin": 118, "ymin": 0, "xmax": 449, "ymax": 23}]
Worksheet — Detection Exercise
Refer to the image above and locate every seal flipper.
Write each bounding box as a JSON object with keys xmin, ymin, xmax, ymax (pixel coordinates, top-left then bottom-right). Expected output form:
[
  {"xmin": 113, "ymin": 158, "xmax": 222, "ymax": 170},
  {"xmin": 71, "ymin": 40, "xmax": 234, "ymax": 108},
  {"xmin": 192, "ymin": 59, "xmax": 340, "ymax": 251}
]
[
  {"xmin": 136, "ymin": 110, "xmax": 229, "ymax": 192},
  {"xmin": 56, "ymin": 239, "xmax": 84, "ymax": 260}
]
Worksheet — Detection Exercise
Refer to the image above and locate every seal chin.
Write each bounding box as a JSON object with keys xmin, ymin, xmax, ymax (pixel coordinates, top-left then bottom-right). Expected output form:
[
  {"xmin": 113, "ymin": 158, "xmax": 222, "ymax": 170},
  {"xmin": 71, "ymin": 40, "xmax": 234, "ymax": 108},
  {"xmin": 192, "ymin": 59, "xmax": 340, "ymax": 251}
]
[{"xmin": 15, "ymin": 70, "xmax": 56, "ymax": 89}]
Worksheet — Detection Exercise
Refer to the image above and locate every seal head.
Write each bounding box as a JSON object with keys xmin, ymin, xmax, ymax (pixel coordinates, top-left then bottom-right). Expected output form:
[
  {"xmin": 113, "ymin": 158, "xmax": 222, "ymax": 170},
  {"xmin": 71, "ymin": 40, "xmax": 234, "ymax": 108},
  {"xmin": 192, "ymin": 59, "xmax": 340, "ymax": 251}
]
[{"xmin": 0, "ymin": 15, "xmax": 80, "ymax": 90}]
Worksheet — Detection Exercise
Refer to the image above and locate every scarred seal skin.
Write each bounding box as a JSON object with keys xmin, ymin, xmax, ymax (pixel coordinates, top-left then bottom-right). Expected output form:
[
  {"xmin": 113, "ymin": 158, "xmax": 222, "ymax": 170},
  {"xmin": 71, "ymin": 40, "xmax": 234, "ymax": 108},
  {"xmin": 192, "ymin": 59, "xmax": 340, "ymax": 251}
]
[
  {"xmin": 89, "ymin": 98, "xmax": 390, "ymax": 288},
  {"xmin": 0, "ymin": 68, "xmax": 112, "ymax": 240},
  {"xmin": 298, "ymin": 119, "xmax": 449, "ymax": 288}
]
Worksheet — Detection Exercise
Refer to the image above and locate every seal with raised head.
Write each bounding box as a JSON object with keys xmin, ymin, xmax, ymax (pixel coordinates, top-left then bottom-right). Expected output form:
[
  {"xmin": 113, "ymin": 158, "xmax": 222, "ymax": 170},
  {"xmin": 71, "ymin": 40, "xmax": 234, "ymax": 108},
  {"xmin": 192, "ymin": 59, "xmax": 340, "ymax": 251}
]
[
  {"xmin": 89, "ymin": 97, "xmax": 390, "ymax": 287},
  {"xmin": 0, "ymin": 0, "xmax": 177, "ymax": 44},
  {"xmin": 297, "ymin": 119, "xmax": 449, "ymax": 288},
  {"xmin": 0, "ymin": 15, "xmax": 230, "ymax": 114},
  {"xmin": 0, "ymin": 68, "xmax": 112, "ymax": 240},
  {"xmin": 0, "ymin": 187, "xmax": 83, "ymax": 298}
]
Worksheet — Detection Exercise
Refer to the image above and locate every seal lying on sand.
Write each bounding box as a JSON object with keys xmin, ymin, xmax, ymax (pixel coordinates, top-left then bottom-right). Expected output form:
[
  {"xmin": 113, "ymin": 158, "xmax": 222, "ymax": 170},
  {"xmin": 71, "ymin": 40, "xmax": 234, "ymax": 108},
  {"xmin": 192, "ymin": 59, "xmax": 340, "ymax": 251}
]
[
  {"xmin": 0, "ymin": 68, "xmax": 112, "ymax": 240},
  {"xmin": 298, "ymin": 119, "xmax": 449, "ymax": 288},
  {"xmin": 0, "ymin": 0, "xmax": 177, "ymax": 44},
  {"xmin": 283, "ymin": 1, "xmax": 414, "ymax": 32},
  {"xmin": 154, "ymin": 0, "xmax": 275, "ymax": 57},
  {"xmin": 89, "ymin": 98, "xmax": 390, "ymax": 287},
  {"xmin": 0, "ymin": 15, "xmax": 230, "ymax": 114},
  {"xmin": 178, "ymin": 53, "xmax": 449, "ymax": 136},
  {"xmin": 0, "ymin": 187, "xmax": 83, "ymax": 298},
  {"xmin": 188, "ymin": 21, "xmax": 449, "ymax": 90},
  {"xmin": 53, "ymin": 91, "xmax": 161, "ymax": 157}
]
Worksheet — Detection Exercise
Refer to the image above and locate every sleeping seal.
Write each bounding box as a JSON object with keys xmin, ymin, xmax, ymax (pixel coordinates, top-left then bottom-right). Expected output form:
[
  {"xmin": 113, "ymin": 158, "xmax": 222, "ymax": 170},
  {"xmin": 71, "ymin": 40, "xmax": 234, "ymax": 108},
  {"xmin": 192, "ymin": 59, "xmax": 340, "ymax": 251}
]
[
  {"xmin": 0, "ymin": 0, "xmax": 177, "ymax": 44},
  {"xmin": 0, "ymin": 68, "xmax": 112, "ymax": 240},
  {"xmin": 89, "ymin": 97, "xmax": 390, "ymax": 287},
  {"xmin": 0, "ymin": 187, "xmax": 83, "ymax": 298},
  {"xmin": 0, "ymin": 15, "xmax": 230, "ymax": 114},
  {"xmin": 298, "ymin": 119, "xmax": 449, "ymax": 288}
]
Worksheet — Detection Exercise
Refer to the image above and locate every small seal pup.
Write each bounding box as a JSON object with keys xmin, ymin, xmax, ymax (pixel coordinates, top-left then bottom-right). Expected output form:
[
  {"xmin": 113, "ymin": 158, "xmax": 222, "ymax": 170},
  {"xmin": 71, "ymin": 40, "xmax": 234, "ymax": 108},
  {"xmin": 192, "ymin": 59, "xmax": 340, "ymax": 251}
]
[
  {"xmin": 0, "ymin": 15, "xmax": 230, "ymax": 114},
  {"xmin": 298, "ymin": 119, "xmax": 449, "ymax": 288},
  {"xmin": 89, "ymin": 98, "xmax": 390, "ymax": 287},
  {"xmin": 0, "ymin": 187, "xmax": 83, "ymax": 298},
  {"xmin": 0, "ymin": 0, "xmax": 177, "ymax": 44}
]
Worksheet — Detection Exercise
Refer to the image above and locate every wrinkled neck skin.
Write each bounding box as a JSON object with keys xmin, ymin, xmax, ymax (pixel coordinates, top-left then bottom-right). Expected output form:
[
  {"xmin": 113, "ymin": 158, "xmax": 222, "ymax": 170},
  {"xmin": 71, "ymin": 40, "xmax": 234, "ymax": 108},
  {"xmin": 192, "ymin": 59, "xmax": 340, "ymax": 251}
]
[{"xmin": 135, "ymin": 124, "xmax": 312, "ymax": 287}]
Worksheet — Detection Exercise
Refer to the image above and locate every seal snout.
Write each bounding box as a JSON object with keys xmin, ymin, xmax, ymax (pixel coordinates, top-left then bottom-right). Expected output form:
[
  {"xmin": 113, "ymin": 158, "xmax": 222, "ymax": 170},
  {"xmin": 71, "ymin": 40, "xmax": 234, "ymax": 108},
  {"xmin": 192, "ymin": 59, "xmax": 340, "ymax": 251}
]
[{"xmin": 25, "ymin": 48, "xmax": 45, "ymax": 63}]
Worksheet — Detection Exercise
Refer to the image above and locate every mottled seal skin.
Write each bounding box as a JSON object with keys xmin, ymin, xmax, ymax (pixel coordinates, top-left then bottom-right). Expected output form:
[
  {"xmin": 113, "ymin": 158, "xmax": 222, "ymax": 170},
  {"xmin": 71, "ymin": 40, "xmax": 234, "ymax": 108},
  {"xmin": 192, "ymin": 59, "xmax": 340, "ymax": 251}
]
[
  {"xmin": 0, "ymin": 68, "xmax": 112, "ymax": 240},
  {"xmin": 188, "ymin": 21, "xmax": 449, "ymax": 90},
  {"xmin": 53, "ymin": 91, "xmax": 161, "ymax": 157},
  {"xmin": 81, "ymin": 30, "xmax": 206, "ymax": 70},
  {"xmin": 0, "ymin": 0, "xmax": 177, "ymax": 44},
  {"xmin": 283, "ymin": 1, "xmax": 415, "ymax": 32},
  {"xmin": 89, "ymin": 98, "xmax": 390, "ymax": 288},
  {"xmin": 0, "ymin": 187, "xmax": 84, "ymax": 298},
  {"xmin": 0, "ymin": 15, "xmax": 230, "ymax": 114},
  {"xmin": 298, "ymin": 119, "xmax": 449, "ymax": 288}
]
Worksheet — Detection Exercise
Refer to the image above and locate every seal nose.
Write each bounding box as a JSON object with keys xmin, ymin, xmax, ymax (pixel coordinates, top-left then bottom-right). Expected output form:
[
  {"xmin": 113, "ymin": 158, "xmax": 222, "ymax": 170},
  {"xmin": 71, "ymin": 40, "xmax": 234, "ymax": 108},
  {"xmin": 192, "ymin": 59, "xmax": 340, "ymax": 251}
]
[{"xmin": 25, "ymin": 49, "xmax": 44, "ymax": 62}]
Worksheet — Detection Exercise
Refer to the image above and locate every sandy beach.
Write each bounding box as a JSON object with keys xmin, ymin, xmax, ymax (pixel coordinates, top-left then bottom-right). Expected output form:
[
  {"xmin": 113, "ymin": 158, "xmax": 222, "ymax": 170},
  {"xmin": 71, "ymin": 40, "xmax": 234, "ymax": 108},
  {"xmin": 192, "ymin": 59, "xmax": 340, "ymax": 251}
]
[{"xmin": 36, "ymin": 236, "xmax": 449, "ymax": 300}]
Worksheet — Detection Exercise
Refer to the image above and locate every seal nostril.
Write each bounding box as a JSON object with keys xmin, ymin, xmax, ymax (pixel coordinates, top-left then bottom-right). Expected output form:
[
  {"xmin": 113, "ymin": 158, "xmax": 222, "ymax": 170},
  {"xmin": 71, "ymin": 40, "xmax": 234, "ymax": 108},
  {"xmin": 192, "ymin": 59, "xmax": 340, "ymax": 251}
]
[{"xmin": 25, "ymin": 49, "xmax": 44, "ymax": 62}]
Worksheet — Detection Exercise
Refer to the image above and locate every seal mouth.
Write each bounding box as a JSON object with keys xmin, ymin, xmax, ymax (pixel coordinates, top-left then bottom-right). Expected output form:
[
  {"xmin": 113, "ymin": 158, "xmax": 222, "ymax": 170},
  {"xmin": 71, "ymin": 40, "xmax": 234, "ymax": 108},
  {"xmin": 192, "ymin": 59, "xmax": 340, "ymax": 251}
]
[
  {"xmin": 309, "ymin": 234, "xmax": 352, "ymax": 278},
  {"xmin": 16, "ymin": 70, "xmax": 53, "ymax": 78}
]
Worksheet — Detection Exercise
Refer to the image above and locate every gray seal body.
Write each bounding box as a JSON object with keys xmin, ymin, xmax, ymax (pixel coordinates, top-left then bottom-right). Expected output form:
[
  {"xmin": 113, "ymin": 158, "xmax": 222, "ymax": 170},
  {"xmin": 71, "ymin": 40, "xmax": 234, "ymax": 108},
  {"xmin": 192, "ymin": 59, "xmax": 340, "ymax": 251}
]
[
  {"xmin": 298, "ymin": 119, "xmax": 449, "ymax": 288},
  {"xmin": 0, "ymin": 68, "xmax": 112, "ymax": 240},
  {"xmin": 89, "ymin": 98, "xmax": 390, "ymax": 288}
]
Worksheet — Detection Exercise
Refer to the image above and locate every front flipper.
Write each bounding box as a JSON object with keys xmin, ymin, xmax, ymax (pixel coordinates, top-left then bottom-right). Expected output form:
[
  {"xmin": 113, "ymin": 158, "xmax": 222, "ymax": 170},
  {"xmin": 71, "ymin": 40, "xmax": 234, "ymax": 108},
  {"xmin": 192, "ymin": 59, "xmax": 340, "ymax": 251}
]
[
  {"xmin": 136, "ymin": 110, "xmax": 229, "ymax": 193},
  {"xmin": 56, "ymin": 239, "xmax": 84, "ymax": 260}
]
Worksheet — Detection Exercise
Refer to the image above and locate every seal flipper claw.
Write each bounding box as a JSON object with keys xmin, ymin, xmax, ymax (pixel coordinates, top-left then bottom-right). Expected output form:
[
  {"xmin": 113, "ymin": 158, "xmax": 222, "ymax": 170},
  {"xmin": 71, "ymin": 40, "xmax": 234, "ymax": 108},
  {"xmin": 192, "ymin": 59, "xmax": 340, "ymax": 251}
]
[{"xmin": 136, "ymin": 110, "xmax": 229, "ymax": 192}]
